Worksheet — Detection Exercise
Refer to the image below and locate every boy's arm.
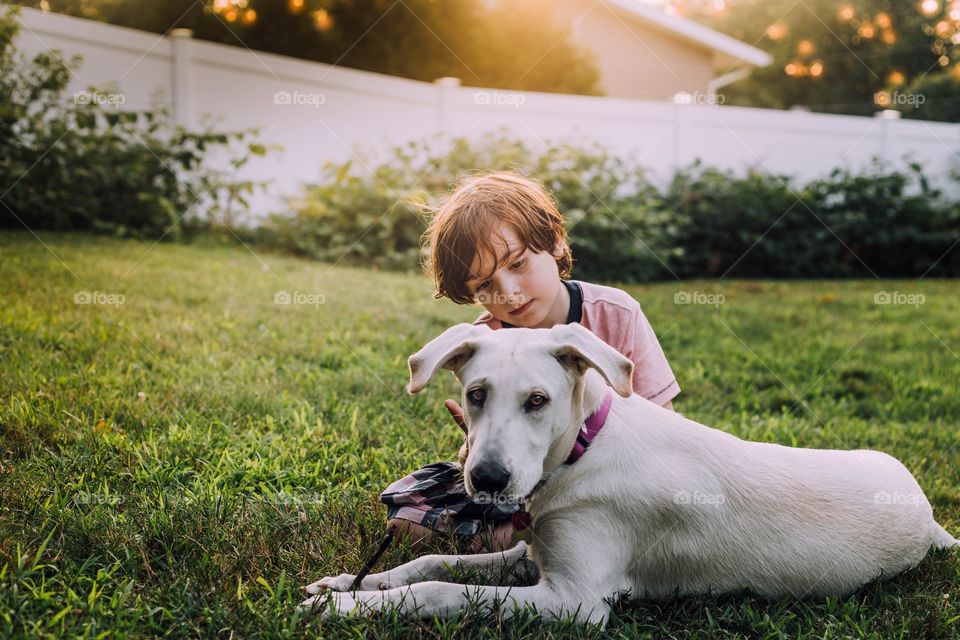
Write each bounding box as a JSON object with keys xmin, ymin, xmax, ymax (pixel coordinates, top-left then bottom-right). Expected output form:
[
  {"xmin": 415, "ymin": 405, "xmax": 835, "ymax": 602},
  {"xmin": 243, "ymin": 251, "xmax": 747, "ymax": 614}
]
[
  {"xmin": 445, "ymin": 399, "xmax": 470, "ymax": 465},
  {"xmin": 445, "ymin": 399, "xmax": 466, "ymax": 432},
  {"xmin": 624, "ymin": 306, "xmax": 680, "ymax": 409}
]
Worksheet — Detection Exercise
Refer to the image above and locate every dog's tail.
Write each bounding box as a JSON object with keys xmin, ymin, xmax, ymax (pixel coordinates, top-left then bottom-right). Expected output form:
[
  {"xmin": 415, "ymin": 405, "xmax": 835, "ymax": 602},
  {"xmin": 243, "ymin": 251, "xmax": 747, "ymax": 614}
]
[{"xmin": 932, "ymin": 522, "xmax": 959, "ymax": 550}]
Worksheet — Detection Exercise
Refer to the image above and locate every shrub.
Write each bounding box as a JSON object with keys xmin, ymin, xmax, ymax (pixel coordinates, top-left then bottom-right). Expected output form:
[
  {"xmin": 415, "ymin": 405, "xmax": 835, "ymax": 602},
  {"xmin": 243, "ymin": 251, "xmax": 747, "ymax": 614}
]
[
  {"xmin": 805, "ymin": 164, "xmax": 960, "ymax": 277},
  {"xmin": 0, "ymin": 6, "xmax": 268, "ymax": 240},
  {"xmin": 663, "ymin": 161, "xmax": 960, "ymax": 278},
  {"xmin": 259, "ymin": 132, "xmax": 670, "ymax": 281},
  {"xmin": 263, "ymin": 133, "xmax": 960, "ymax": 281}
]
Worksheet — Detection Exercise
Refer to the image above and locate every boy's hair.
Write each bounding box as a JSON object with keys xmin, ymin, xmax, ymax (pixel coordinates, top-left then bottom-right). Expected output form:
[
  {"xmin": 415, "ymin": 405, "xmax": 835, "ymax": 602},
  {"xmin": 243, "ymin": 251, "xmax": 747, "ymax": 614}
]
[{"xmin": 422, "ymin": 171, "xmax": 573, "ymax": 304}]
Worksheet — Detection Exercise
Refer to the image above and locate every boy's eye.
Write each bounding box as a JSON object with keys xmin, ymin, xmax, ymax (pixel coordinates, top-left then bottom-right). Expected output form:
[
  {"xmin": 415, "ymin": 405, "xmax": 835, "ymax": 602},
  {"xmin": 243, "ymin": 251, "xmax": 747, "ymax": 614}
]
[{"xmin": 510, "ymin": 258, "xmax": 525, "ymax": 269}]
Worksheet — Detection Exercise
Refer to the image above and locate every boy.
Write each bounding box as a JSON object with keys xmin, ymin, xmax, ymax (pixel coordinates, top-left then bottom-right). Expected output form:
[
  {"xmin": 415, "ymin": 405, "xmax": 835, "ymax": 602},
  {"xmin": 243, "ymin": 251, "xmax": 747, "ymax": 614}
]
[{"xmin": 381, "ymin": 171, "xmax": 679, "ymax": 552}]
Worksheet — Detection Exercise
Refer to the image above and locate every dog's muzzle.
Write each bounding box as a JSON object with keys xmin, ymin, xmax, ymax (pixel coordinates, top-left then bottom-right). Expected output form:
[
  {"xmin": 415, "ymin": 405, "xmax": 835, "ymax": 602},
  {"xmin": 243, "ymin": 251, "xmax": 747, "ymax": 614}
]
[{"xmin": 469, "ymin": 460, "xmax": 511, "ymax": 494}]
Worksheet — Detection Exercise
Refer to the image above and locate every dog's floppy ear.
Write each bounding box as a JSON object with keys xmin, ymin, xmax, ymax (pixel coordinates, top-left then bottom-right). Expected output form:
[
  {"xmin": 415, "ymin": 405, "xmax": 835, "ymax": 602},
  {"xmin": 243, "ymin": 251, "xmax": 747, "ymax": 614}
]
[
  {"xmin": 408, "ymin": 323, "xmax": 488, "ymax": 395},
  {"xmin": 549, "ymin": 323, "xmax": 634, "ymax": 398}
]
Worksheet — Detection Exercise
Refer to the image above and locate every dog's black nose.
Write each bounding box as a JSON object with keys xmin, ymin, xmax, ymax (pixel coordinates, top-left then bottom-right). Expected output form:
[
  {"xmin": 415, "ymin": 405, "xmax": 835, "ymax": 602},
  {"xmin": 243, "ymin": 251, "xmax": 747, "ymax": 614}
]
[{"xmin": 470, "ymin": 461, "xmax": 511, "ymax": 494}]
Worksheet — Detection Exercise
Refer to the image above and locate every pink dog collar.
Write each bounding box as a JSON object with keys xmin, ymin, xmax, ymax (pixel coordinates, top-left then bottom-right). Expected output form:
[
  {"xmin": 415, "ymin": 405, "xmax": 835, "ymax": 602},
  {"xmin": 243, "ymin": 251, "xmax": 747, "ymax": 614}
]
[
  {"xmin": 513, "ymin": 388, "xmax": 615, "ymax": 533},
  {"xmin": 564, "ymin": 387, "xmax": 614, "ymax": 465}
]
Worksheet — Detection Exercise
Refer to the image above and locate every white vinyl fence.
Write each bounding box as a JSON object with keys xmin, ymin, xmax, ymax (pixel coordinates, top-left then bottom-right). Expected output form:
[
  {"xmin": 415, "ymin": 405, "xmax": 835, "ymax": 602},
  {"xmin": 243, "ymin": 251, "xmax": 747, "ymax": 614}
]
[{"xmin": 14, "ymin": 7, "xmax": 960, "ymax": 219}]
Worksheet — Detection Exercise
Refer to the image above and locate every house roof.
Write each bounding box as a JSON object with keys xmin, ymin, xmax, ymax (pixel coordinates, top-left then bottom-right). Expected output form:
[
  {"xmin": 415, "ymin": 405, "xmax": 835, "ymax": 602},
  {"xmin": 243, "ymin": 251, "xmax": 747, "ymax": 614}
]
[{"xmin": 603, "ymin": 0, "xmax": 772, "ymax": 68}]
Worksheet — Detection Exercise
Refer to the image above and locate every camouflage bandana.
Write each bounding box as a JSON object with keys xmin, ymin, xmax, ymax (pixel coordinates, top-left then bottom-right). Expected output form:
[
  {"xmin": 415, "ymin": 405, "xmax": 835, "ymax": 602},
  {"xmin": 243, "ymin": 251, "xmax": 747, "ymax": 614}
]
[
  {"xmin": 381, "ymin": 388, "xmax": 614, "ymax": 539},
  {"xmin": 380, "ymin": 461, "xmax": 520, "ymax": 540}
]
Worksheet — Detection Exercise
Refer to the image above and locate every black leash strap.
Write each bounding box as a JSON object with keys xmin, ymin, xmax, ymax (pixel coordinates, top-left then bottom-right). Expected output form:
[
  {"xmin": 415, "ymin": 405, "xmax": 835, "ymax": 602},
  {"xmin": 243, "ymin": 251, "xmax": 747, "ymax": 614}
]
[{"xmin": 349, "ymin": 531, "xmax": 394, "ymax": 590}]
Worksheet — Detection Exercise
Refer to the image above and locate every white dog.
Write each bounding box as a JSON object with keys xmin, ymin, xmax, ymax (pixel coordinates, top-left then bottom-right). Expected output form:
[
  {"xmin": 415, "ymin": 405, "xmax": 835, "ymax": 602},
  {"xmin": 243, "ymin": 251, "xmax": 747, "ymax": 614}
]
[{"xmin": 301, "ymin": 322, "xmax": 958, "ymax": 626}]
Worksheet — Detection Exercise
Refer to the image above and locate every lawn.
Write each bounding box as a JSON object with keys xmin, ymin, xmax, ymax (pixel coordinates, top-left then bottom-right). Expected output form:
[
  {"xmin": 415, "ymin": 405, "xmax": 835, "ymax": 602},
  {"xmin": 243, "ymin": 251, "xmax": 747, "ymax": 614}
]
[{"xmin": 1, "ymin": 231, "xmax": 958, "ymax": 638}]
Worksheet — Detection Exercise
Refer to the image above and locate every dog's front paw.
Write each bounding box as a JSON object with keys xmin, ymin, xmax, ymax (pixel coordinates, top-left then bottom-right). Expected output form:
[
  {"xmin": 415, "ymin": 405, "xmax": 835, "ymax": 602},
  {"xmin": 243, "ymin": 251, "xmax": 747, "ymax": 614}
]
[
  {"xmin": 298, "ymin": 590, "xmax": 359, "ymax": 618},
  {"xmin": 305, "ymin": 573, "xmax": 357, "ymax": 594}
]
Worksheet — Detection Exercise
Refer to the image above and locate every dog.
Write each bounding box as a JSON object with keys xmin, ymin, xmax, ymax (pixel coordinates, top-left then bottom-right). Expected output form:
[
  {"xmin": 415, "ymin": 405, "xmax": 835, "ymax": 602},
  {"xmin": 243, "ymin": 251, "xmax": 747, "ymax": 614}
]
[{"xmin": 300, "ymin": 322, "xmax": 958, "ymax": 626}]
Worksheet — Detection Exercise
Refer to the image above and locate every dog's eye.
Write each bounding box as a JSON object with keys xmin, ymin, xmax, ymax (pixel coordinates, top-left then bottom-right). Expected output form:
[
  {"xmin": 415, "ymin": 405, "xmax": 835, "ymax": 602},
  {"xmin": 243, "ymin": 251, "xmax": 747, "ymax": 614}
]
[
  {"xmin": 525, "ymin": 393, "xmax": 548, "ymax": 411},
  {"xmin": 467, "ymin": 388, "xmax": 486, "ymax": 406}
]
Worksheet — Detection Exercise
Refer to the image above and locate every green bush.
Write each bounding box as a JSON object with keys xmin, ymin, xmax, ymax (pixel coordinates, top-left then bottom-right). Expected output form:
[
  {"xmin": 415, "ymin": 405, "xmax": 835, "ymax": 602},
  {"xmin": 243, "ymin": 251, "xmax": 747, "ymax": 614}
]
[
  {"xmin": 660, "ymin": 166, "xmax": 807, "ymax": 278},
  {"xmin": 804, "ymin": 164, "xmax": 960, "ymax": 277},
  {"xmin": 259, "ymin": 132, "xmax": 670, "ymax": 281},
  {"xmin": 0, "ymin": 6, "xmax": 268, "ymax": 240},
  {"xmin": 535, "ymin": 143, "xmax": 668, "ymax": 283},
  {"xmin": 663, "ymin": 161, "xmax": 960, "ymax": 278},
  {"xmin": 263, "ymin": 134, "xmax": 960, "ymax": 281}
]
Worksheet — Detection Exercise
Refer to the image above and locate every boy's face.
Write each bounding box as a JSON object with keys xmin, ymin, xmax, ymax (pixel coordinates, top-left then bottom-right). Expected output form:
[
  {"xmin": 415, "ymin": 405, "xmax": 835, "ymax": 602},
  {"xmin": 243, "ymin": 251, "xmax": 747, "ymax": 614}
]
[{"xmin": 465, "ymin": 225, "xmax": 566, "ymax": 329}]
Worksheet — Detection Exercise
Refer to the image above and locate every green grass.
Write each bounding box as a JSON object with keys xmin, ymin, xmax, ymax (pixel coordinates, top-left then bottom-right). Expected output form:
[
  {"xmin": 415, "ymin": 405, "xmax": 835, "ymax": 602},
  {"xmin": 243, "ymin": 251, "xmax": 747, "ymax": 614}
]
[{"xmin": 1, "ymin": 231, "xmax": 958, "ymax": 639}]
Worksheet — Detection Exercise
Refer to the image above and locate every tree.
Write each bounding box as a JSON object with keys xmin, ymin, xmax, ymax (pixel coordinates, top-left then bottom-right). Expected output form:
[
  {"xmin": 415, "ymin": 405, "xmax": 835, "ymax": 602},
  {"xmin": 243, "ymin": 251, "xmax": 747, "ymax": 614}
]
[
  {"xmin": 679, "ymin": 0, "xmax": 960, "ymax": 121},
  {"xmin": 14, "ymin": 0, "xmax": 600, "ymax": 95}
]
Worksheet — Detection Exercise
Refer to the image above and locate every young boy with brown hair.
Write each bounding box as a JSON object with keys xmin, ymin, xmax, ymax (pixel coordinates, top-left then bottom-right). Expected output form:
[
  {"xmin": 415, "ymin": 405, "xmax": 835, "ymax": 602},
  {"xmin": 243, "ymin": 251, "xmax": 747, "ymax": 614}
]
[{"xmin": 380, "ymin": 170, "xmax": 679, "ymax": 553}]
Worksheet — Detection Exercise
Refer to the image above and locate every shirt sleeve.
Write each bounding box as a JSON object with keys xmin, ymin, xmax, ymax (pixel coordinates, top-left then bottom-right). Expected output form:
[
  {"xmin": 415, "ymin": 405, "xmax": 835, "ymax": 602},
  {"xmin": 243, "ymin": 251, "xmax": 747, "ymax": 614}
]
[{"xmin": 623, "ymin": 307, "xmax": 680, "ymax": 405}]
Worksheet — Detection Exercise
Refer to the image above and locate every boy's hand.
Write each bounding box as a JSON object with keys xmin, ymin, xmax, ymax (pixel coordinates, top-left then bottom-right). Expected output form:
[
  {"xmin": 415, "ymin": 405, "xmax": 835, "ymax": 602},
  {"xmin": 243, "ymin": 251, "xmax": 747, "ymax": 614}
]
[
  {"xmin": 445, "ymin": 399, "xmax": 469, "ymax": 466},
  {"xmin": 445, "ymin": 399, "xmax": 467, "ymax": 433}
]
